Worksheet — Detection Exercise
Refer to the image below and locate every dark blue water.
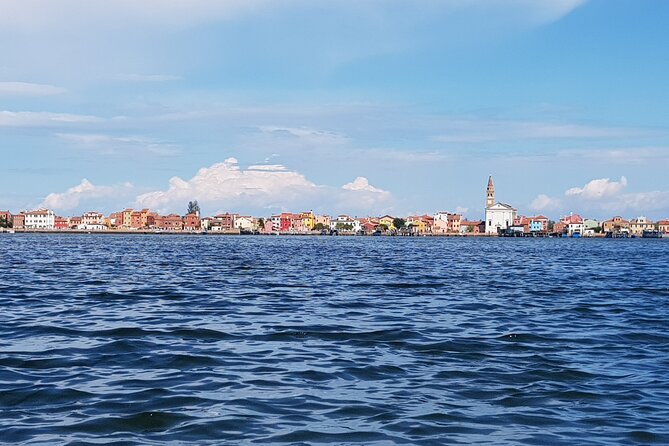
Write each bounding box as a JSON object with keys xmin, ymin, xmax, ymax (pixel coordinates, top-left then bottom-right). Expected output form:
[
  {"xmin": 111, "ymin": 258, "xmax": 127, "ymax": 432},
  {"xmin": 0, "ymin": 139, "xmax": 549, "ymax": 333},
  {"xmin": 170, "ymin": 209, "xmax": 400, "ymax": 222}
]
[{"xmin": 1, "ymin": 235, "xmax": 668, "ymax": 445}]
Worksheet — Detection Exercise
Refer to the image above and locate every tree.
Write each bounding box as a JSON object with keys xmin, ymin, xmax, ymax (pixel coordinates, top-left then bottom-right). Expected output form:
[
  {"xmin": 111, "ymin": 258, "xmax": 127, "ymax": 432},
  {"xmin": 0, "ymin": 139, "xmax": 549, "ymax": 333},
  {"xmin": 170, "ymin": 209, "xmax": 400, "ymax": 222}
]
[
  {"xmin": 0, "ymin": 216, "xmax": 10, "ymax": 228},
  {"xmin": 257, "ymin": 218, "xmax": 265, "ymax": 230},
  {"xmin": 378, "ymin": 223, "xmax": 389, "ymax": 231},
  {"xmin": 393, "ymin": 218, "xmax": 406, "ymax": 230},
  {"xmin": 313, "ymin": 223, "xmax": 326, "ymax": 231},
  {"xmin": 187, "ymin": 200, "xmax": 201, "ymax": 216}
]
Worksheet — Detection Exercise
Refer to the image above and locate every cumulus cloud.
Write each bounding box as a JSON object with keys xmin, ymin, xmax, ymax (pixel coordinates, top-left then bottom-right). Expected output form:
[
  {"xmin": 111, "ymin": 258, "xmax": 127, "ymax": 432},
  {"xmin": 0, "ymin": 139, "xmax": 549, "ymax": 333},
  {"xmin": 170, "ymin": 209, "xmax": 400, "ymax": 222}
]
[
  {"xmin": 529, "ymin": 194, "xmax": 562, "ymax": 212},
  {"xmin": 529, "ymin": 176, "xmax": 669, "ymax": 218},
  {"xmin": 40, "ymin": 179, "xmax": 134, "ymax": 212},
  {"xmin": 135, "ymin": 158, "xmax": 320, "ymax": 214},
  {"xmin": 135, "ymin": 159, "xmax": 393, "ymax": 215},
  {"xmin": 342, "ymin": 177, "xmax": 387, "ymax": 194},
  {"xmin": 0, "ymin": 81, "xmax": 66, "ymax": 95},
  {"xmin": 565, "ymin": 176, "xmax": 628, "ymax": 199}
]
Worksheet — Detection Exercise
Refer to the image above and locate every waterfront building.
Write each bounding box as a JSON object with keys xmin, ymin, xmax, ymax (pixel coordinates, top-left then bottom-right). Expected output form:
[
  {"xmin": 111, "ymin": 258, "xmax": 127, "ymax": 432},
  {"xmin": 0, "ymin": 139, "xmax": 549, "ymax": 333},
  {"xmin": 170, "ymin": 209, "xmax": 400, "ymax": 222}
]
[
  {"xmin": 379, "ymin": 215, "xmax": 395, "ymax": 230},
  {"xmin": 602, "ymin": 216, "xmax": 630, "ymax": 234},
  {"xmin": 24, "ymin": 209, "xmax": 55, "ymax": 230},
  {"xmin": 200, "ymin": 217, "xmax": 212, "ymax": 231},
  {"xmin": 82, "ymin": 211, "xmax": 104, "ymax": 226},
  {"xmin": 108, "ymin": 212, "xmax": 121, "ymax": 228},
  {"xmin": 0, "ymin": 211, "xmax": 12, "ymax": 227},
  {"xmin": 629, "ymin": 217, "xmax": 654, "ymax": 236},
  {"xmin": 658, "ymin": 220, "xmax": 669, "ymax": 234},
  {"xmin": 213, "ymin": 213, "xmax": 239, "ymax": 230},
  {"xmin": 234, "ymin": 216, "xmax": 255, "ymax": 232},
  {"xmin": 69, "ymin": 216, "xmax": 82, "ymax": 229},
  {"xmin": 183, "ymin": 213, "xmax": 201, "ymax": 231},
  {"xmin": 156, "ymin": 214, "xmax": 184, "ymax": 231},
  {"xmin": 315, "ymin": 215, "xmax": 330, "ymax": 229},
  {"xmin": 484, "ymin": 176, "xmax": 517, "ymax": 234},
  {"xmin": 12, "ymin": 213, "xmax": 25, "ymax": 229},
  {"xmin": 555, "ymin": 214, "xmax": 585, "ymax": 236},
  {"xmin": 460, "ymin": 220, "xmax": 485, "ymax": 234},
  {"xmin": 359, "ymin": 219, "xmax": 379, "ymax": 234},
  {"xmin": 330, "ymin": 215, "xmax": 359, "ymax": 232},
  {"xmin": 299, "ymin": 211, "xmax": 315, "ymax": 230},
  {"xmin": 54, "ymin": 216, "xmax": 69, "ymax": 230},
  {"xmin": 121, "ymin": 209, "xmax": 133, "ymax": 228}
]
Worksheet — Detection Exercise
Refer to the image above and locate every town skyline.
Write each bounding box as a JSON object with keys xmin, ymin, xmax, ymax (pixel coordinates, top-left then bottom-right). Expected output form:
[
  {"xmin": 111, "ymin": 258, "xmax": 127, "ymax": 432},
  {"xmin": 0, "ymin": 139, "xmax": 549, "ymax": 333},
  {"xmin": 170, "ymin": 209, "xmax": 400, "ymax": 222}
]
[
  {"xmin": 3, "ymin": 175, "xmax": 668, "ymax": 238},
  {"xmin": 2, "ymin": 1, "xmax": 669, "ymax": 219}
]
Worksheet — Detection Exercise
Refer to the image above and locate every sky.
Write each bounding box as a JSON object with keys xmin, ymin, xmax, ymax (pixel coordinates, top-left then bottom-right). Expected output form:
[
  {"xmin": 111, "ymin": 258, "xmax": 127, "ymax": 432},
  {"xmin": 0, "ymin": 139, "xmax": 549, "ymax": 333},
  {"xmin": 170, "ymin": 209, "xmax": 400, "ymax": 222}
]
[{"xmin": 1, "ymin": 0, "xmax": 668, "ymax": 220}]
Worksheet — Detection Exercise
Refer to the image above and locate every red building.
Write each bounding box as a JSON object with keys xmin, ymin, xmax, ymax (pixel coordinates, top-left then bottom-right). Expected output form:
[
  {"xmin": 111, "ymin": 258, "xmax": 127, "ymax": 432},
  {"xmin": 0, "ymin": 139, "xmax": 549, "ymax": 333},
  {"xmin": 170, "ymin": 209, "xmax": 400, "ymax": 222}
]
[
  {"xmin": 183, "ymin": 213, "xmax": 201, "ymax": 231},
  {"xmin": 214, "ymin": 213, "xmax": 238, "ymax": 230},
  {"xmin": 156, "ymin": 214, "xmax": 183, "ymax": 231},
  {"xmin": 54, "ymin": 216, "xmax": 69, "ymax": 230},
  {"xmin": 13, "ymin": 213, "xmax": 25, "ymax": 229}
]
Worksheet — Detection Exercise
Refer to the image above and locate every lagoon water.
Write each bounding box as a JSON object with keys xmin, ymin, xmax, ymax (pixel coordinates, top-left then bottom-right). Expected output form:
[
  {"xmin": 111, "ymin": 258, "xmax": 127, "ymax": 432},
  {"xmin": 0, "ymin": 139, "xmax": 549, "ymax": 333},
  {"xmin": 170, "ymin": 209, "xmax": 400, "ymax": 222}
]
[{"xmin": 1, "ymin": 234, "xmax": 668, "ymax": 445}]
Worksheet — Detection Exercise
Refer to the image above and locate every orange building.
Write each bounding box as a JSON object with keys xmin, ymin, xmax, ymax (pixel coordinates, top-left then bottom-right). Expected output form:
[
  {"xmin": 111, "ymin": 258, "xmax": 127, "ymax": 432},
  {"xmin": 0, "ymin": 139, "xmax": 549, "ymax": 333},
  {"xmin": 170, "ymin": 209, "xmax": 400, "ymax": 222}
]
[{"xmin": 183, "ymin": 213, "xmax": 201, "ymax": 231}]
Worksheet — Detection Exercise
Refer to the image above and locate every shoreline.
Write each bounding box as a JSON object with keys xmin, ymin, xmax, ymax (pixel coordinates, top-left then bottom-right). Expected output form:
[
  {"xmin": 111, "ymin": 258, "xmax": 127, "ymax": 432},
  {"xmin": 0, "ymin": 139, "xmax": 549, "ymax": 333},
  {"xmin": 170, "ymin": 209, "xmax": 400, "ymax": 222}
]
[{"xmin": 1, "ymin": 229, "xmax": 658, "ymax": 239}]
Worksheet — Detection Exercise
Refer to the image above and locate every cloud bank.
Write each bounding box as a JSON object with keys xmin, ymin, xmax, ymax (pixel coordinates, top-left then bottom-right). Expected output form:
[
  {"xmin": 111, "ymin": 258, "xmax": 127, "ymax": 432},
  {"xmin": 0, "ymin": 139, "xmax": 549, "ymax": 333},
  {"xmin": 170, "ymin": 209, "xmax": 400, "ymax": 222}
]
[
  {"xmin": 135, "ymin": 159, "xmax": 393, "ymax": 215},
  {"xmin": 40, "ymin": 179, "xmax": 134, "ymax": 212},
  {"xmin": 529, "ymin": 176, "xmax": 669, "ymax": 218}
]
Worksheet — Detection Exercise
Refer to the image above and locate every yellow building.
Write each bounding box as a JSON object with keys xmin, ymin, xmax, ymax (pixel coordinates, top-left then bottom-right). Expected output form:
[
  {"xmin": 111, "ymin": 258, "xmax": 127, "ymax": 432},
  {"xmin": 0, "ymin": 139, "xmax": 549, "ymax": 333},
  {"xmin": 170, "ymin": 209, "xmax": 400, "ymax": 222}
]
[
  {"xmin": 122, "ymin": 209, "xmax": 133, "ymax": 228},
  {"xmin": 379, "ymin": 215, "xmax": 395, "ymax": 230},
  {"xmin": 299, "ymin": 211, "xmax": 315, "ymax": 230}
]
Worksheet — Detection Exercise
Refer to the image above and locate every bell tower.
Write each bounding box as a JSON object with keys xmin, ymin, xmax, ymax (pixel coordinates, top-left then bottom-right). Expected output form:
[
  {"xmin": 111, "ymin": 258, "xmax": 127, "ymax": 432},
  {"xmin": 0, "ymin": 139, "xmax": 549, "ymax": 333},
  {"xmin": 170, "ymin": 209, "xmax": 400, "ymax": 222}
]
[{"xmin": 486, "ymin": 176, "xmax": 495, "ymax": 209}]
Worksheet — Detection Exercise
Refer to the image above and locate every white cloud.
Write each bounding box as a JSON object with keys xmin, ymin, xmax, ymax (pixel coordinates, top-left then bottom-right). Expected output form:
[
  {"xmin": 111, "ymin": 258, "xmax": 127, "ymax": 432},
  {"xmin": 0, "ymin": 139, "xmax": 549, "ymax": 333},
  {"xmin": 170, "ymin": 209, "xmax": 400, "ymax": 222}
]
[
  {"xmin": 135, "ymin": 159, "xmax": 393, "ymax": 215},
  {"xmin": 455, "ymin": 206, "xmax": 469, "ymax": 216},
  {"xmin": 115, "ymin": 73, "xmax": 182, "ymax": 82},
  {"xmin": 247, "ymin": 165, "xmax": 288, "ymax": 172},
  {"xmin": 0, "ymin": 81, "xmax": 66, "ymax": 95},
  {"xmin": 0, "ymin": 111, "xmax": 101, "ymax": 126},
  {"xmin": 40, "ymin": 179, "xmax": 134, "ymax": 212},
  {"xmin": 530, "ymin": 177, "xmax": 669, "ymax": 218},
  {"xmin": 56, "ymin": 133, "xmax": 180, "ymax": 157},
  {"xmin": 135, "ymin": 158, "xmax": 320, "ymax": 214},
  {"xmin": 565, "ymin": 176, "xmax": 628, "ymax": 199},
  {"xmin": 529, "ymin": 194, "xmax": 562, "ymax": 212},
  {"xmin": 342, "ymin": 177, "xmax": 387, "ymax": 194}
]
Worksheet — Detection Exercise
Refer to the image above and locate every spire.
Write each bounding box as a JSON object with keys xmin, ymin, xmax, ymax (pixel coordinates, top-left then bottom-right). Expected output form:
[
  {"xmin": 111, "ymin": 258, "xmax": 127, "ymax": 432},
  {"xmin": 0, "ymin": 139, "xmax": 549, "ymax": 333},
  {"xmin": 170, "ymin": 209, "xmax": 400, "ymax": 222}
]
[{"xmin": 486, "ymin": 176, "xmax": 495, "ymax": 209}]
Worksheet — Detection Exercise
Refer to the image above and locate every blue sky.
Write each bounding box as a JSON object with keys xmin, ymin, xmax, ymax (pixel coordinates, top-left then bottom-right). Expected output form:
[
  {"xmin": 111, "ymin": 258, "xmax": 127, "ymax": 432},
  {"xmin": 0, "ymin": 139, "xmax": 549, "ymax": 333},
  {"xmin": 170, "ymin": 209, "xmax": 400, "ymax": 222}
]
[{"xmin": 1, "ymin": 0, "xmax": 668, "ymax": 219}]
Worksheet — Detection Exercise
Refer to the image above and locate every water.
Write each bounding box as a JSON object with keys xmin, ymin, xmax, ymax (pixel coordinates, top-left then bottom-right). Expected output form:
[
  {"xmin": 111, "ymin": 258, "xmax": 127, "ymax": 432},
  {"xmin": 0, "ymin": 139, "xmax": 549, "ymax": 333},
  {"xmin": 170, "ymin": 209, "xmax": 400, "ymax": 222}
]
[{"xmin": 1, "ymin": 235, "xmax": 668, "ymax": 445}]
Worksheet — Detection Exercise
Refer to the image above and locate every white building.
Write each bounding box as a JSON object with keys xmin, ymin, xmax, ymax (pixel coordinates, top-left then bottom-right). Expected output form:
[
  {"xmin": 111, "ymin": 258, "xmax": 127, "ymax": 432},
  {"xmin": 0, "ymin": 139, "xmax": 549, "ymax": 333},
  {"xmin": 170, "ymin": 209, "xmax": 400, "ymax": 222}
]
[
  {"xmin": 485, "ymin": 203, "xmax": 517, "ymax": 234},
  {"xmin": 484, "ymin": 177, "xmax": 517, "ymax": 234},
  {"xmin": 82, "ymin": 211, "xmax": 104, "ymax": 226},
  {"xmin": 77, "ymin": 223, "xmax": 107, "ymax": 231},
  {"xmin": 24, "ymin": 209, "xmax": 55, "ymax": 229},
  {"xmin": 235, "ymin": 216, "xmax": 256, "ymax": 231},
  {"xmin": 330, "ymin": 215, "xmax": 360, "ymax": 232}
]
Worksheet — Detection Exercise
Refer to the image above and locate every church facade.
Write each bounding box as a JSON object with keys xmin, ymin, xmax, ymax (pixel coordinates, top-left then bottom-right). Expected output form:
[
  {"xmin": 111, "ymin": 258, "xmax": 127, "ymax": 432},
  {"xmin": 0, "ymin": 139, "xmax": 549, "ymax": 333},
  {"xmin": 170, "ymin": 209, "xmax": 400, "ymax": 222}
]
[{"xmin": 484, "ymin": 176, "xmax": 517, "ymax": 234}]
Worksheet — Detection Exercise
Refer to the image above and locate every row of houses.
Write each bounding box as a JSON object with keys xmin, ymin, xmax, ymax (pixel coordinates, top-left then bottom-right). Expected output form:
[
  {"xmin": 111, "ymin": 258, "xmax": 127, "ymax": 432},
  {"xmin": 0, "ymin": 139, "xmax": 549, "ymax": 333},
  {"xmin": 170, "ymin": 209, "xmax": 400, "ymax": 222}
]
[{"xmin": 5, "ymin": 207, "xmax": 665, "ymax": 236}]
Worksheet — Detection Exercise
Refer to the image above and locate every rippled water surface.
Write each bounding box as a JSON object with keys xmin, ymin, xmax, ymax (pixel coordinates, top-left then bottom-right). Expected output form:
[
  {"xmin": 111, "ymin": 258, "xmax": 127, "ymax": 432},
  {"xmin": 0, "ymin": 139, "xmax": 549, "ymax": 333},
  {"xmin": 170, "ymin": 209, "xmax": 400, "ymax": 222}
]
[{"xmin": 1, "ymin": 234, "xmax": 668, "ymax": 445}]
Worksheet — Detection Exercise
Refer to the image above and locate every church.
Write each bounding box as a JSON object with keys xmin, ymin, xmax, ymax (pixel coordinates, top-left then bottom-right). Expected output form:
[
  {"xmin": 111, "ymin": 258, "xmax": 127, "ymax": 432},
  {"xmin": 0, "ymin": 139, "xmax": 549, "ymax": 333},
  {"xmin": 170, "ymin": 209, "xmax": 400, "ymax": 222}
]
[{"xmin": 484, "ymin": 176, "xmax": 517, "ymax": 234}]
